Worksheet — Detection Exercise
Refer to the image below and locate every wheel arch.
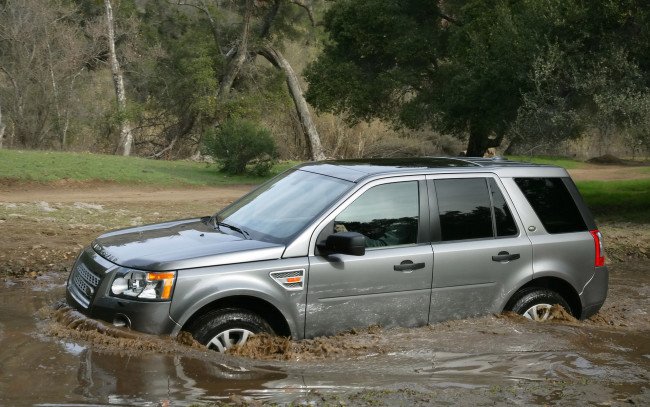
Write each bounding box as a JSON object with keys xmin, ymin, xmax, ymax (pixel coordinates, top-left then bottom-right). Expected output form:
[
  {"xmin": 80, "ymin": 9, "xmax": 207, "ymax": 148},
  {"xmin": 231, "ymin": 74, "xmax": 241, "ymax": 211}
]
[
  {"xmin": 181, "ymin": 295, "xmax": 292, "ymax": 338},
  {"xmin": 506, "ymin": 277, "xmax": 582, "ymax": 318}
]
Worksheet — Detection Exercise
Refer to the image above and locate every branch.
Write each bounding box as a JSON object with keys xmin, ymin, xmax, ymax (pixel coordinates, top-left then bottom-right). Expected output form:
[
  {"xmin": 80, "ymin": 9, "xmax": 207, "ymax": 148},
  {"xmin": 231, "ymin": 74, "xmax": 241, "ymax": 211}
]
[
  {"xmin": 438, "ymin": 12, "xmax": 462, "ymax": 26},
  {"xmin": 171, "ymin": 0, "xmax": 204, "ymax": 13},
  {"xmin": 260, "ymin": 0, "xmax": 281, "ymax": 39},
  {"xmin": 257, "ymin": 42, "xmax": 326, "ymax": 160},
  {"xmin": 172, "ymin": 0, "xmax": 222, "ymax": 54},
  {"xmin": 289, "ymin": 0, "xmax": 323, "ymax": 27},
  {"xmin": 147, "ymin": 135, "xmax": 178, "ymax": 159}
]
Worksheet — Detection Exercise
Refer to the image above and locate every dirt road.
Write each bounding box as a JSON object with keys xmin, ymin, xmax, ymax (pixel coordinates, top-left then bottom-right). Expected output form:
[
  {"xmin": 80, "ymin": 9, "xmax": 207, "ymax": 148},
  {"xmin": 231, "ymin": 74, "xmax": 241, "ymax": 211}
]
[{"xmin": 1, "ymin": 164, "xmax": 649, "ymax": 406}]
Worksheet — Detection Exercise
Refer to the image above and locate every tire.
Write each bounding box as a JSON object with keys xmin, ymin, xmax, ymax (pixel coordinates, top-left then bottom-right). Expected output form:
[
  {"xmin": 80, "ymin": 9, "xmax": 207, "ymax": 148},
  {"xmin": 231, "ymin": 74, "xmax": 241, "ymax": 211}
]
[
  {"xmin": 187, "ymin": 308, "xmax": 274, "ymax": 353},
  {"xmin": 505, "ymin": 287, "xmax": 572, "ymax": 321}
]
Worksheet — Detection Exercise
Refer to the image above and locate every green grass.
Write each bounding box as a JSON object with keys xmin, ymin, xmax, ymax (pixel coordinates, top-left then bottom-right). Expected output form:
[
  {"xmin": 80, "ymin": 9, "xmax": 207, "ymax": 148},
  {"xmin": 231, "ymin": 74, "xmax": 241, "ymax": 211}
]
[
  {"xmin": 1, "ymin": 150, "xmax": 647, "ymax": 223},
  {"xmin": 505, "ymin": 155, "xmax": 585, "ymax": 169},
  {"xmin": 0, "ymin": 149, "xmax": 298, "ymax": 186},
  {"xmin": 576, "ymin": 178, "xmax": 650, "ymax": 223}
]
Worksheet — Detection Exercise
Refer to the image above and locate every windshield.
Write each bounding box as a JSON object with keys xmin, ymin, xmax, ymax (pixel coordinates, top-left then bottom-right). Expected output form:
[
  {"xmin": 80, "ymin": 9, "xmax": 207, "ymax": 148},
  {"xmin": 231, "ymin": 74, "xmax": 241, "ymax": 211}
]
[{"xmin": 217, "ymin": 169, "xmax": 353, "ymax": 243}]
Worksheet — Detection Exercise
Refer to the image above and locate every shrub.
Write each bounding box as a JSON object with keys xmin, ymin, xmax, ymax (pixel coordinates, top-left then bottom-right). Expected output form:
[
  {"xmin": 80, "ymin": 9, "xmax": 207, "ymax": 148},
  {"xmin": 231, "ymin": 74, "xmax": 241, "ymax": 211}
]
[{"xmin": 202, "ymin": 119, "xmax": 277, "ymax": 175}]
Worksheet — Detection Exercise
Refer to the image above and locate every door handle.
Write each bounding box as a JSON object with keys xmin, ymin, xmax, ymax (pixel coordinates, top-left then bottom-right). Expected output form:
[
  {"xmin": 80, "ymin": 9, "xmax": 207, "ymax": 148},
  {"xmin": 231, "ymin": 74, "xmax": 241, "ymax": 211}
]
[
  {"xmin": 492, "ymin": 251, "xmax": 520, "ymax": 262},
  {"xmin": 394, "ymin": 260, "xmax": 426, "ymax": 272}
]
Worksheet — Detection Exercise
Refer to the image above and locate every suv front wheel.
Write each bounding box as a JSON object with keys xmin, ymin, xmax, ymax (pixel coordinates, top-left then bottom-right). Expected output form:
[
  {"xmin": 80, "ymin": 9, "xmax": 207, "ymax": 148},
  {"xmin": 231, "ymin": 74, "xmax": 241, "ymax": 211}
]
[
  {"xmin": 506, "ymin": 287, "xmax": 572, "ymax": 321},
  {"xmin": 187, "ymin": 308, "xmax": 274, "ymax": 352}
]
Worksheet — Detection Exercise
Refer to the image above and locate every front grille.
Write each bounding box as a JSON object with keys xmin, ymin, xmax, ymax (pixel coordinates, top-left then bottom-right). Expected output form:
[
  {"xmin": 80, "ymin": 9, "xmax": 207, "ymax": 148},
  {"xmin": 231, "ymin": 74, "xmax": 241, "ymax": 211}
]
[{"xmin": 69, "ymin": 261, "xmax": 102, "ymax": 309}]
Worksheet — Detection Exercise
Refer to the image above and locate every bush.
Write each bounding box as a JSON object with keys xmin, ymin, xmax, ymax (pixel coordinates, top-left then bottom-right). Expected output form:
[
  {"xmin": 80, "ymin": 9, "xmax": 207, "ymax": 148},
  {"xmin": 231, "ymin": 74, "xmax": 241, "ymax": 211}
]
[{"xmin": 202, "ymin": 119, "xmax": 277, "ymax": 175}]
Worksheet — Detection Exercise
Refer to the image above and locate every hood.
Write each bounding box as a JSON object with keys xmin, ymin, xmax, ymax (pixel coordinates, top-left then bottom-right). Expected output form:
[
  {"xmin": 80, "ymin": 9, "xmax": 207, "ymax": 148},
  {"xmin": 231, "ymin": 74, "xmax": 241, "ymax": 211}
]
[{"xmin": 92, "ymin": 218, "xmax": 285, "ymax": 271}]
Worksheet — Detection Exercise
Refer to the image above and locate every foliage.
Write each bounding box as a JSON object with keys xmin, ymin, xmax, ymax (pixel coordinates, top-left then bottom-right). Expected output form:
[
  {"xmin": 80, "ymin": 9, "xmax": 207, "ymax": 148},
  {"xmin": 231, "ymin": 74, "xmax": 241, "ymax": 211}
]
[
  {"xmin": 0, "ymin": 0, "xmax": 324, "ymax": 159},
  {"xmin": 305, "ymin": 0, "xmax": 650, "ymax": 157},
  {"xmin": 202, "ymin": 119, "xmax": 277, "ymax": 176},
  {"xmin": 510, "ymin": 1, "xmax": 650, "ymax": 156},
  {"xmin": 3, "ymin": 0, "xmax": 650, "ymax": 160},
  {"xmin": 0, "ymin": 0, "xmax": 94, "ymax": 149},
  {"xmin": 304, "ymin": 0, "xmax": 444, "ymax": 126}
]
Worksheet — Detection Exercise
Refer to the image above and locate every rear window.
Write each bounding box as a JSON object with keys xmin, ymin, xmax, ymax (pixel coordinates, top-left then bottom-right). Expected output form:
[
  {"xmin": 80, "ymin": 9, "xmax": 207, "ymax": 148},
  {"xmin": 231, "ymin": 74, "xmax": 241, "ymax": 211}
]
[{"xmin": 514, "ymin": 178, "xmax": 587, "ymax": 234}]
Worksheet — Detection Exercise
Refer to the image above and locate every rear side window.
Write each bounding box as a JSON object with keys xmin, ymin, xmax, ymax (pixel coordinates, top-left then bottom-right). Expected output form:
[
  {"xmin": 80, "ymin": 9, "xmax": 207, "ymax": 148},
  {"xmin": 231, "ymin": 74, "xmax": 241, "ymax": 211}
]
[
  {"xmin": 514, "ymin": 178, "xmax": 587, "ymax": 234},
  {"xmin": 434, "ymin": 178, "xmax": 518, "ymax": 241}
]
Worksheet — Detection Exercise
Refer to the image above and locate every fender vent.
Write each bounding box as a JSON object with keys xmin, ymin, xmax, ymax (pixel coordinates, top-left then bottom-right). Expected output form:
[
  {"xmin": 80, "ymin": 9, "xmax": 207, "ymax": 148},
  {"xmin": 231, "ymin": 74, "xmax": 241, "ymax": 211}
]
[{"xmin": 270, "ymin": 269, "xmax": 305, "ymax": 291}]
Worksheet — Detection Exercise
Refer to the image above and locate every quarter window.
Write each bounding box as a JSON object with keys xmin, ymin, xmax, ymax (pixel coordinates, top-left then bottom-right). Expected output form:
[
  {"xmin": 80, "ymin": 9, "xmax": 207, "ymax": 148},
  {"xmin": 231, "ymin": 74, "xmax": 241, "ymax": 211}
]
[{"xmin": 514, "ymin": 178, "xmax": 587, "ymax": 234}]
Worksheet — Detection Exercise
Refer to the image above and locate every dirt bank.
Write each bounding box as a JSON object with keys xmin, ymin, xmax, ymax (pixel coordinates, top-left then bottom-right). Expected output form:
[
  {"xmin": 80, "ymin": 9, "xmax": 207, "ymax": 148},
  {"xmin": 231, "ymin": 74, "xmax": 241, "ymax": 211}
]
[{"xmin": 568, "ymin": 164, "xmax": 650, "ymax": 182}]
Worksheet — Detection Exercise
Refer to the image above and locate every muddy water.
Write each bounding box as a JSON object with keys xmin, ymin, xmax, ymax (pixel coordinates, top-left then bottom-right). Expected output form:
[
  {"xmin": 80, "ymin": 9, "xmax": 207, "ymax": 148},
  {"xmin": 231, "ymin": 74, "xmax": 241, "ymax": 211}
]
[{"xmin": 1, "ymin": 263, "xmax": 648, "ymax": 406}]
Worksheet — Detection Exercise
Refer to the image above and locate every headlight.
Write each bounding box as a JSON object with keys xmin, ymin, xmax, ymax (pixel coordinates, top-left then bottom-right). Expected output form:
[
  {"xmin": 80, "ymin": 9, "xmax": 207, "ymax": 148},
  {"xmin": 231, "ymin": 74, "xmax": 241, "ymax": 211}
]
[{"xmin": 111, "ymin": 269, "xmax": 176, "ymax": 301}]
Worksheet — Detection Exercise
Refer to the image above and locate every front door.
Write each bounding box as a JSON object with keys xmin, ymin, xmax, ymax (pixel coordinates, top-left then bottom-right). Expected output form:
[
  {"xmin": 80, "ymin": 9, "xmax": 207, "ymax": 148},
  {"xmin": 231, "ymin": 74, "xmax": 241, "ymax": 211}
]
[{"xmin": 305, "ymin": 178, "xmax": 433, "ymax": 338}]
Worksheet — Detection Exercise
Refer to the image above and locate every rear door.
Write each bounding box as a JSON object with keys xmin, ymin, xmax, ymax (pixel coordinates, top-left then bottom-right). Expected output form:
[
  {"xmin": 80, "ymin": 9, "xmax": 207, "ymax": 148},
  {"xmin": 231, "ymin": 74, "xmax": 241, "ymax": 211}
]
[
  {"xmin": 427, "ymin": 175, "xmax": 533, "ymax": 322},
  {"xmin": 305, "ymin": 177, "xmax": 433, "ymax": 338}
]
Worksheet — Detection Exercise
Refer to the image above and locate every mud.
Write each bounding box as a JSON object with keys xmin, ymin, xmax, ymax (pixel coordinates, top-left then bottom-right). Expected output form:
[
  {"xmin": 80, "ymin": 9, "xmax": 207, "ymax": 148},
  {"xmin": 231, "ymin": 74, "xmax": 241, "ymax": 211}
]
[
  {"xmin": 0, "ymin": 261, "xmax": 647, "ymax": 406},
  {"xmin": 1, "ymin": 176, "xmax": 649, "ymax": 405}
]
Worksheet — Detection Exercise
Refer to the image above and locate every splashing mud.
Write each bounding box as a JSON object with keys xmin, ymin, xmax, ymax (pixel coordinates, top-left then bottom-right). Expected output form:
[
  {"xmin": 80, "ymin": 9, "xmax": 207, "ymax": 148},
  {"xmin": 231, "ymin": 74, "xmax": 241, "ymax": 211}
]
[
  {"xmin": 37, "ymin": 304, "xmax": 205, "ymax": 355},
  {"xmin": 227, "ymin": 325, "xmax": 388, "ymax": 361},
  {"xmin": 549, "ymin": 304, "xmax": 578, "ymax": 322}
]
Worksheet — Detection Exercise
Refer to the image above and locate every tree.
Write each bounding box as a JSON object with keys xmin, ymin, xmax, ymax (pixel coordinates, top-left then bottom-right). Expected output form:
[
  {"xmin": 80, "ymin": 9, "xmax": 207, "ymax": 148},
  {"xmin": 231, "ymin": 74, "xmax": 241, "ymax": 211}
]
[
  {"xmin": 0, "ymin": 0, "xmax": 93, "ymax": 149},
  {"xmin": 0, "ymin": 104, "xmax": 5, "ymax": 148},
  {"xmin": 173, "ymin": 0, "xmax": 326, "ymax": 160},
  {"xmin": 305, "ymin": 0, "xmax": 650, "ymax": 157},
  {"xmin": 202, "ymin": 118, "xmax": 277, "ymax": 175},
  {"xmin": 104, "ymin": 0, "xmax": 134, "ymax": 156},
  {"xmin": 509, "ymin": 0, "xmax": 650, "ymax": 156}
]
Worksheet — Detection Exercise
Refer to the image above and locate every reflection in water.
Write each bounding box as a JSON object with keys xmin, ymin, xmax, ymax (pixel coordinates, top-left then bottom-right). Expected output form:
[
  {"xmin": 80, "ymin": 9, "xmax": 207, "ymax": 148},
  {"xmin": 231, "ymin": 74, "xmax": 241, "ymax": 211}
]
[
  {"xmin": 1, "ymin": 263, "xmax": 649, "ymax": 405},
  {"xmin": 73, "ymin": 349, "xmax": 287, "ymax": 404}
]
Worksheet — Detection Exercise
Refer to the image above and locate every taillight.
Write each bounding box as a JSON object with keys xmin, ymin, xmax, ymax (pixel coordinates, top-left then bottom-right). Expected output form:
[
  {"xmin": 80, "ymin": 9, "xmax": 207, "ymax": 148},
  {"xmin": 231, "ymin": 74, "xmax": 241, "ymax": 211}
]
[{"xmin": 590, "ymin": 230, "xmax": 605, "ymax": 267}]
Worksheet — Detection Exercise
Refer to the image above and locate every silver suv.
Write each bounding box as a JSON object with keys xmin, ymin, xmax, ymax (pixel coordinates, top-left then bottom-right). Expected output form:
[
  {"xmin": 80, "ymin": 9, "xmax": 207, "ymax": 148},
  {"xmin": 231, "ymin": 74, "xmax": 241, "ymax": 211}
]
[{"xmin": 66, "ymin": 157, "xmax": 608, "ymax": 352}]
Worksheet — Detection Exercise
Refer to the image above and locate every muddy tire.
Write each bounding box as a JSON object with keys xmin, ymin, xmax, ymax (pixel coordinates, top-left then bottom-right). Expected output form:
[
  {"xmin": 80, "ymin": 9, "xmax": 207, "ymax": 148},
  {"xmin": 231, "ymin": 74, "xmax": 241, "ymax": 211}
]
[
  {"xmin": 187, "ymin": 308, "xmax": 274, "ymax": 353},
  {"xmin": 505, "ymin": 287, "xmax": 572, "ymax": 321}
]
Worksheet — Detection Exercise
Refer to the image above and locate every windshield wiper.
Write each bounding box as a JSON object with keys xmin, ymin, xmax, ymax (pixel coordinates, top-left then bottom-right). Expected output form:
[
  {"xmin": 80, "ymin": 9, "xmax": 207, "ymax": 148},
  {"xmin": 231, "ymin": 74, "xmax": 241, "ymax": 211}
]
[
  {"xmin": 216, "ymin": 221, "xmax": 251, "ymax": 240},
  {"xmin": 207, "ymin": 214, "xmax": 250, "ymax": 239}
]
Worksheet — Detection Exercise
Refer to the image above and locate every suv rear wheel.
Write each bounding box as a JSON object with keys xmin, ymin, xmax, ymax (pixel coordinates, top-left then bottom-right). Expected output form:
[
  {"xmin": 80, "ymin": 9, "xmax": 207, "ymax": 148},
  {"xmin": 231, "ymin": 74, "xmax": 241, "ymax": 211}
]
[
  {"xmin": 188, "ymin": 308, "xmax": 274, "ymax": 353},
  {"xmin": 506, "ymin": 287, "xmax": 572, "ymax": 321}
]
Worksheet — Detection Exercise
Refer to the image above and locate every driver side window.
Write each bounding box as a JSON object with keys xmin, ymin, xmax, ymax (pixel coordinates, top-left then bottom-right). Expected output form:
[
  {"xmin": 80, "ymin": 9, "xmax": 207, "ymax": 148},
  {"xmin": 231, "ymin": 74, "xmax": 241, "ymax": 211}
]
[{"xmin": 334, "ymin": 181, "xmax": 419, "ymax": 248}]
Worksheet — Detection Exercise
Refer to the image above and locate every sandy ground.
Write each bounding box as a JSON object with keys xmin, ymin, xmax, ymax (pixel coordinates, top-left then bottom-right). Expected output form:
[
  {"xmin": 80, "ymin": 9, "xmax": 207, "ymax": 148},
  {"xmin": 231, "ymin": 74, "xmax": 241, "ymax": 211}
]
[{"xmin": 1, "ymin": 164, "xmax": 648, "ymax": 278}]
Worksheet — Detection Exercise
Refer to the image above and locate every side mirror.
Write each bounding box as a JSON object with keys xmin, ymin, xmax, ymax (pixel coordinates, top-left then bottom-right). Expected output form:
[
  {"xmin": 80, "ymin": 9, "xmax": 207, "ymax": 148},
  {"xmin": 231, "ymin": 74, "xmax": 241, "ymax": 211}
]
[{"xmin": 318, "ymin": 232, "xmax": 366, "ymax": 256}]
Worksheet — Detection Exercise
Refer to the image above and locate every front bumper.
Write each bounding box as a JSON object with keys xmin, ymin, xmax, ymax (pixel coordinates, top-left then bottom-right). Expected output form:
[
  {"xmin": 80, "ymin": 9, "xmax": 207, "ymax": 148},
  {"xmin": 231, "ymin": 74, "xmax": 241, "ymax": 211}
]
[
  {"xmin": 66, "ymin": 289, "xmax": 180, "ymax": 335},
  {"xmin": 66, "ymin": 246, "xmax": 181, "ymax": 336}
]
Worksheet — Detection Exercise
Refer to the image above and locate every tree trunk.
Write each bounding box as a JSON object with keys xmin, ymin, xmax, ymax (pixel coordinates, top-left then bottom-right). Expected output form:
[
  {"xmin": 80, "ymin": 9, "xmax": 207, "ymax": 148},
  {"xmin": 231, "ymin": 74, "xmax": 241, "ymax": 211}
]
[
  {"xmin": 0, "ymin": 67, "xmax": 23, "ymax": 145},
  {"xmin": 0, "ymin": 105, "xmax": 5, "ymax": 149},
  {"xmin": 465, "ymin": 123, "xmax": 501, "ymax": 157},
  {"xmin": 105, "ymin": 0, "xmax": 134, "ymax": 156},
  {"xmin": 200, "ymin": 0, "xmax": 222, "ymax": 55},
  {"xmin": 45, "ymin": 25, "xmax": 64, "ymax": 150},
  {"xmin": 218, "ymin": 0, "xmax": 253, "ymax": 97},
  {"xmin": 258, "ymin": 43, "xmax": 326, "ymax": 161}
]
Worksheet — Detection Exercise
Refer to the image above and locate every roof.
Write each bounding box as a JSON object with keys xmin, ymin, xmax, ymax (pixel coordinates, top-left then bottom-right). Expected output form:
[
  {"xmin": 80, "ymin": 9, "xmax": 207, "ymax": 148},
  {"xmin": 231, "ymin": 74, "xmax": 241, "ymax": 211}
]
[{"xmin": 296, "ymin": 156, "xmax": 556, "ymax": 182}]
